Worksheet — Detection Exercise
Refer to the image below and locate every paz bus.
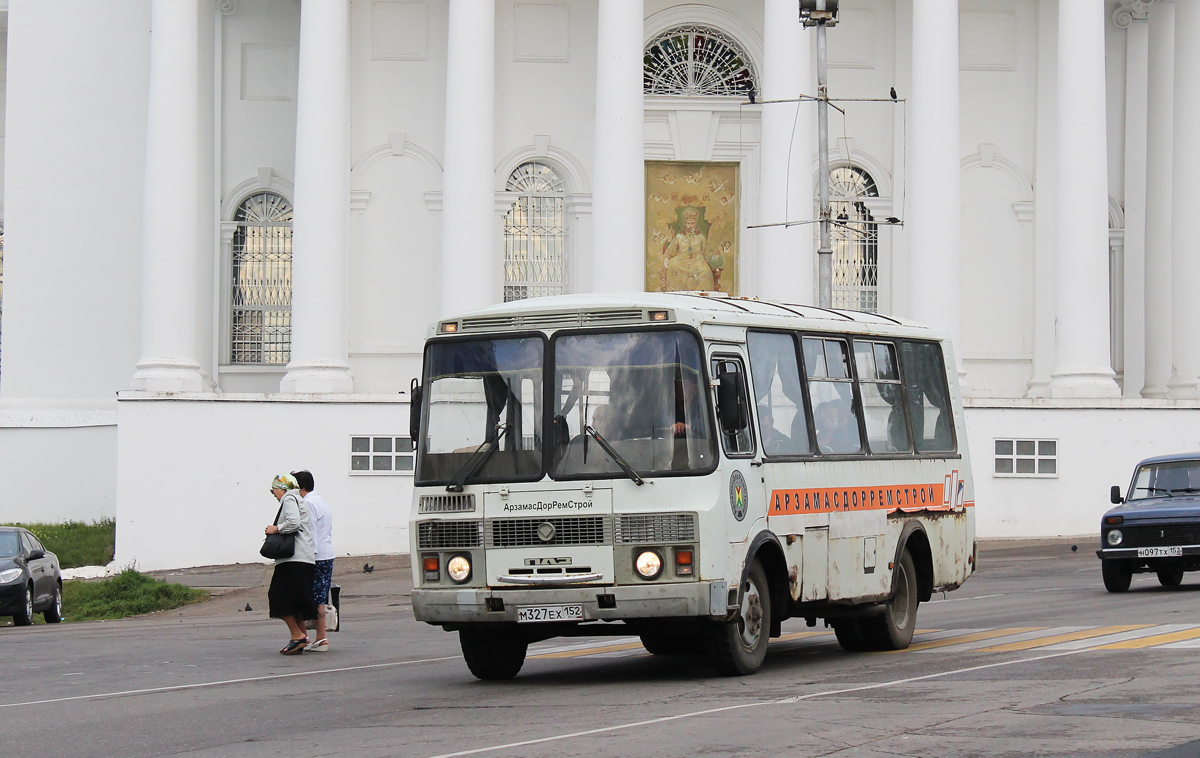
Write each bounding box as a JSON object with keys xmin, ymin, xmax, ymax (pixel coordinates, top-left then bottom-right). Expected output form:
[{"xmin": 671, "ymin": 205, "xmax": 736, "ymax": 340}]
[{"xmin": 408, "ymin": 293, "xmax": 975, "ymax": 679}]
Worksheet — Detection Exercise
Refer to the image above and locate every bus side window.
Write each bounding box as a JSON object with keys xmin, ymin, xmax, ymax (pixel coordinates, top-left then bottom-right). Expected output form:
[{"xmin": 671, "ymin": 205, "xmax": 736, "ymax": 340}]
[
  {"xmin": 710, "ymin": 356, "xmax": 754, "ymax": 456},
  {"xmin": 900, "ymin": 341, "xmax": 956, "ymax": 453},
  {"xmin": 853, "ymin": 341, "xmax": 912, "ymax": 453},
  {"xmin": 803, "ymin": 337, "xmax": 863, "ymax": 455},
  {"xmin": 747, "ymin": 332, "xmax": 811, "ymax": 456}
]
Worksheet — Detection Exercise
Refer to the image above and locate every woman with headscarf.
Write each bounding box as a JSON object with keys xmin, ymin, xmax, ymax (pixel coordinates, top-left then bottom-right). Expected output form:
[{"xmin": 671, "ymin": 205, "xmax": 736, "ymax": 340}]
[{"xmin": 265, "ymin": 473, "xmax": 317, "ymax": 654}]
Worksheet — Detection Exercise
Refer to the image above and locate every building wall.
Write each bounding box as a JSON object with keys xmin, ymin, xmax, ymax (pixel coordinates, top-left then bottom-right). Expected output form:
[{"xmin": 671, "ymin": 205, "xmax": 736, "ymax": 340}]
[{"xmin": 114, "ymin": 395, "xmax": 413, "ymax": 571}]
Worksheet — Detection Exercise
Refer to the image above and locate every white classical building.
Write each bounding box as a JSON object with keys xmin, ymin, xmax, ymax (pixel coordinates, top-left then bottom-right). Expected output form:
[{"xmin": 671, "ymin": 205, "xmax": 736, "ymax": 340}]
[{"xmin": 0, "ymin": 0, "xmax": 1196, "ymax": 570}]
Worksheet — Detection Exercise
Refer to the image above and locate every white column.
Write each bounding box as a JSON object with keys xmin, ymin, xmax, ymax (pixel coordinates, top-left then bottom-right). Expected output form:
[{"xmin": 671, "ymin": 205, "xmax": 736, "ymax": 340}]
[
  {"xmin": 280, "ymin": 0, "xmax": 353, "ymax": 394},
  {"xmin": 592, "ymin": 0, "xmax": 644, "ymax": 293},
  {"xmin": 1049, "ymin": 0, "xmax": 1119, "ymax": 397},
  {"xmin": 440, "ymin": 0, "xmax": 495, "ymax": 315},
  {"xmin": 131, "ymin": 0, "xmax": 204, "ymax": 393},
  {"xmin": 908, "ymin": 1, "xmax": 962, "ymax": 375},
  {"xmin": 1120, "ymin": 7, "xmax": 1149, "ymax": 398},
  {"xmin": 1167, "ymin": 0, "xmax": 1200, "ymax": 397},
  {"xmin": 1143, "ymin": 0, "xmax": 1174, "ymax": 397},
  {"xmin": 1027, "ymin": 0, "xmax": 1058, "ymax": 397},
  {"xmin": 757, "ymin": 0, "xmax": 813, "ymax": 303}
]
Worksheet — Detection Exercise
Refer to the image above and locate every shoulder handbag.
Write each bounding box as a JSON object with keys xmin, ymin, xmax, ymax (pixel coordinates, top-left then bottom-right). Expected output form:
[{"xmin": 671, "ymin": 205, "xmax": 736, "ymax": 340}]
[{"xmin": 260, "ymin": 501, "xmax": 297, "ymax": 559}]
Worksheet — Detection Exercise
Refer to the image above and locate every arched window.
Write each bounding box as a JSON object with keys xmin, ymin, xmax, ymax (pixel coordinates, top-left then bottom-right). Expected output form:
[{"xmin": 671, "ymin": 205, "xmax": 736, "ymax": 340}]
[
  {"xmin": 829, "ymin": 167, "xmax": 880, "ymax": 312},
  {"xmin": 643, "ymin": 25, "xmax": 758, "ymax": 97},
  {"xmin": 503, "ymin": 162, "xmax": 566, "ymax": 302},
  {"xmin": 230, "ymin": 192, "xmax": 292, "ymax": 364}
]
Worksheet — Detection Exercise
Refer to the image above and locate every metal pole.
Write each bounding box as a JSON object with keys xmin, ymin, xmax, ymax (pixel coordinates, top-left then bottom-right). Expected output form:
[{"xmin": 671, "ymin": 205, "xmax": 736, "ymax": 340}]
[{"xmin": 815, "ymin": 3, "xmax": 833, "ymax": 309}]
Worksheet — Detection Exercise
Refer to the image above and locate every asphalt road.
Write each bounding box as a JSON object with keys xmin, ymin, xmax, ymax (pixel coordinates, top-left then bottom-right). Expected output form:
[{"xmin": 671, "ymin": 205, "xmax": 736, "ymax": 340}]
[{"xmin": 3, "ymin": 540, "xmax": 1199, "ymax": 758}]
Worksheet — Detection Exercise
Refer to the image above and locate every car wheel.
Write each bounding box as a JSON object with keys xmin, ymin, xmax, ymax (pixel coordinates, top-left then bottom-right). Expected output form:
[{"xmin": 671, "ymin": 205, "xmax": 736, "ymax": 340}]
[
  {"xmin": 13, "ymin": 583, "xmax": 34, "ymax": 626},
  {"xmin": 44, "ymin": 583, "xmax": 63, "ymax": 623},
  {"xmin": 705, "ymin": 559, "xmax": 771, "ymax": 676},
  {"xmin": 1157, "ymin": 570, "xmax": 1184, "ymax": 588},
  {"xmin": 459, "ymin": 628, "xmax": 527, "ymax": 680},
  {"xmin": 1102, "ymin": 559, "xmax": 1133, "ymax": 592}
]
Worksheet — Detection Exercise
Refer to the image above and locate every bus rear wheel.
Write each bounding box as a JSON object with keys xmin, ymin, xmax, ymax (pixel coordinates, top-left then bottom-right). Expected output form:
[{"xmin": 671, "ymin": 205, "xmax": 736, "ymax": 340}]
[
  {"xmin": 459, "ymin": 627, "xmax": 527, "ymax": 680},
  {"xmin": 706, "ymin": 560, "xmax": 770, "ymax": 676},
  {"xmin": 859, "ymin": 549, "xmax": 919, "ymax": 651}
]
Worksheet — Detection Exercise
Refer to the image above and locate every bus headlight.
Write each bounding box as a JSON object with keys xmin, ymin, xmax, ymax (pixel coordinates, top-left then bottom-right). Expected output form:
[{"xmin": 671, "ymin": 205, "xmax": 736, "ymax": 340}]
[
  {"xmin": 635, "ymin": 550, "xmax": 664, "ymax": 579},
  {"xmin": 1106, "ymin": 529, "xmax": 1123, "ymax": 546},
  {"xmin": 446, "ymin": 554, "xmax": 472, "ymax": 583}
]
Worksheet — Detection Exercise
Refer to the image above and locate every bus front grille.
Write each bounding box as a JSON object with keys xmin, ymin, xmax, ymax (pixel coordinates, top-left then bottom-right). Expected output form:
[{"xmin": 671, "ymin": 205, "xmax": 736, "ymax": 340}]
[
  {"xmin": 417, "ymin": 520, "xmax": 483, "ymax": 549},
  {"xmin": 418, "ymin": 494, "xmax": 476, "ymax": 514},
  {"xmin": 488, "ymin": 516, "xmax": 611, "ymax": 547},
  {"xmin": 614, "ymin": 513, "xmax": 696, "ymax": 543}
]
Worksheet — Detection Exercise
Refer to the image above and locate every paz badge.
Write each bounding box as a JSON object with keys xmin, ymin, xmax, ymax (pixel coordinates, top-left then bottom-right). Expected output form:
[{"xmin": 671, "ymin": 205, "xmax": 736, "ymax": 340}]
[{"xmin": 729, "ymin": 470, "xmax": 748, "ymax": 521}]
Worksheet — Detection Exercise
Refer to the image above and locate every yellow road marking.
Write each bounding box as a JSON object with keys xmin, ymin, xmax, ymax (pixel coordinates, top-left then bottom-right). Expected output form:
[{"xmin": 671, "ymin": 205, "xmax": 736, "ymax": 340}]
[
  {"xmin": 531, "ymin": 642, "xmax": 647, "ymax": 659},
  {"xmin": 1091, "ymin": 626, "xmax": 1200, "ymax": 650},
  {"xmin": 895, "ymin": 627, "xmax": 1044, "ymax": 653},
  {"xmin": 975, "ymin": 625, "xmax": 1151, "ymax": 652},
  {"xmin": 774, "ymin": 630, "xmax": 834, "ymax": 643}
]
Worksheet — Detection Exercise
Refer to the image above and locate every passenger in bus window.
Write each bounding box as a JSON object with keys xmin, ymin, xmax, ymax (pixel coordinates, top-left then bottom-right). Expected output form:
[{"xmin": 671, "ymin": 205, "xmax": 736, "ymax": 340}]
[
  {"xmin": 757, "ymin": 406, "xmax": 792, "ymax": 455},
  {"xmin": 816, "ymin": 400, "xmax": 861, "ymax": 453}
]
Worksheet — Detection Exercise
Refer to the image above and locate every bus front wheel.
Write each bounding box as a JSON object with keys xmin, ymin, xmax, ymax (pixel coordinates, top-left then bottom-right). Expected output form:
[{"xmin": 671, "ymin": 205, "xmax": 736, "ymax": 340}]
[
  {"xmin": 459, "ymin": 627, "xmax": 527, "ymax": 680},
  {"xmin": 706, "ymin": 560, "xmax": 771, "ymax": 676},
  {"xmin": 860, "ymin": 549, "xmax": 919, "ymax": 651}
]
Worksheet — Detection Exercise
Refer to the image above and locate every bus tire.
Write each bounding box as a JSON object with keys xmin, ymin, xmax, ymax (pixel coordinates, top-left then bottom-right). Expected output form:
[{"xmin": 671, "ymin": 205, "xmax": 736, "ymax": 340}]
[
  {"xmin": 706, "ymin": 560, "xmax": 770, "ymax": 676},
  {"xmin": 832, "ymin": 618, "xmax": 871, "ymax": 653},
  {"xmin": 459, "ymin": 627, "xmax": 527, "ymax": 680},
  {"xmin": 860, "ymin": 549, "xmax": 919, "ymax": 651},
  {"xmin": 1102, "ymin": 559, "xmax": 1133, "ymax": 593}
]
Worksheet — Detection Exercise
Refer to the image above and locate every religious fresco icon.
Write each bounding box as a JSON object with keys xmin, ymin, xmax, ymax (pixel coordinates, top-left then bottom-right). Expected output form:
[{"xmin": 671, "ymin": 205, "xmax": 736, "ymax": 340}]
[{"xmin": 645, "ymin": 161, "xmax": 739, "ymax": 296}]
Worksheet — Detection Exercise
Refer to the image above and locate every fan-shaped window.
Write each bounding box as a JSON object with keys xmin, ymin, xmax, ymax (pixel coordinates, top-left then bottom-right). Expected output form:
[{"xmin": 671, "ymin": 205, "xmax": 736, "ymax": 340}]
[
  {"xmin": 829, "ymin": 167, "xmax": 880, "ymax": 312},
  {"xmin": 503, "ymin": 162, "xmax": 566, "ymax": 302},
  {"xmin": 230, "ymin": 192, "xmax": 292, "ymax": 364},
  {"xmin": 644, "ymin": 25, "xmax": 757, "ymax": 97}
]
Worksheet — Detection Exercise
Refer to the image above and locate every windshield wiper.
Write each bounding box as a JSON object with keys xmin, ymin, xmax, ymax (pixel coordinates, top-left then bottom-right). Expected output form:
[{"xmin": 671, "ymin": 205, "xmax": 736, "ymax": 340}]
[
  {"xmin": 583, "ymin": 425, "xmax": 645, "ymax": 486},
  {"xmin": 446, "ymin": 424, "xmax": 507, "ymax": 492}
]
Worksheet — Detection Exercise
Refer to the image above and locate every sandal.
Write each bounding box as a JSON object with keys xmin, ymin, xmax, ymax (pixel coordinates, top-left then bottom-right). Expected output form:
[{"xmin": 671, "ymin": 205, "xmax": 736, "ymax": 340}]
[
  {"xmin": 280, "ymin": 638, "xmax": 308, "ymax": 655},
  {"xmin": 306, "ymin": 638, "xmax": 329, "ymax": 652}
]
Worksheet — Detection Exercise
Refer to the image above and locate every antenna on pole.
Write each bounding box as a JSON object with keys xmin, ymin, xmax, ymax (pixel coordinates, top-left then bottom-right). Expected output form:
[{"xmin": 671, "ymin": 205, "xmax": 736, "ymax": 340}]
[{"xmin": 800, "ymin": 0, "xmax": 839, "ymax": 308}]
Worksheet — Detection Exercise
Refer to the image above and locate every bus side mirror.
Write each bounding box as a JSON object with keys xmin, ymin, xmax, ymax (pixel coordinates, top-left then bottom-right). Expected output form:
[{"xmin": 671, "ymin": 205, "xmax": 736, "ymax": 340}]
[
  {"xmin": 409, "ymin": 378, "xmax": 422, "ymax": 443},
  {"xmin": 716, "ymin": 371, "xmax": 747, "ymax": 431},
  {"xmin": 1110, "ymin": 485, "xmax": 1123, "ymax": 504}
]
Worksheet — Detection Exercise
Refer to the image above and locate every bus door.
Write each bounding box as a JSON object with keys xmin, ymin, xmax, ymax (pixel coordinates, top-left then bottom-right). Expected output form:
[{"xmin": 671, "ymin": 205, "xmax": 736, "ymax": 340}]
[{"xmin": 708, "ymin": 349, "xmax": 764, "ymax": 546}]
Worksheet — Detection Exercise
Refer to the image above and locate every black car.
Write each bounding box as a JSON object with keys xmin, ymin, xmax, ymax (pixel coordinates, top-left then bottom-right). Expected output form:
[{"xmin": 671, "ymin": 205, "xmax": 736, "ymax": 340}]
[
  {"xmin": 0, "ymin": 527, "xmax": 63, "ymax": 625},
  {"xmin": 1098, "ymin": 453, "xmax": 1200, "ymax": 592}
]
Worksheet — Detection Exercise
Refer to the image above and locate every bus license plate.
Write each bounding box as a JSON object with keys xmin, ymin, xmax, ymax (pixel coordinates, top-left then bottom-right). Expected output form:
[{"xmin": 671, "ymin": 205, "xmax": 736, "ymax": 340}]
[
  {"xmin": 517, "ymin": 604, "xmax": 584, "ymax": 623},
  {"xmin": 1138, "ymin": 546, "xmax": 1182, "ymax": 558}
]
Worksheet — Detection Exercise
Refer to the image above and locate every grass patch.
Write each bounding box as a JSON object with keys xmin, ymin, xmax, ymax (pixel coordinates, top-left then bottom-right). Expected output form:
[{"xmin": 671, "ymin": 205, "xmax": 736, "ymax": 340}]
[
  {"xmin": 3, "ymin": 519, "xmax": 115, "ymax": 569},
  {"xmin": 57, "ymin": 570, "xmax": 209, "ymax": 622}
]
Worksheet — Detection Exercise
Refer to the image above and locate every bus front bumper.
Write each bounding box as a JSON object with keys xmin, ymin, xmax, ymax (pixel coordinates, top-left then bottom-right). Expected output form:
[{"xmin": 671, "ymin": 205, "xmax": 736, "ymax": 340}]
[{"xmin": 411, "ymin": 580, "xmax": 729, "ymax": 625}]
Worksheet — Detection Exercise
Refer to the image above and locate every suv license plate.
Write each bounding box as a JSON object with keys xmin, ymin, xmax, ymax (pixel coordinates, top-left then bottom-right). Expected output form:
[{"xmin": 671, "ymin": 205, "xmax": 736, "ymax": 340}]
[
  {"xmin": 517, "ymin": 604, "xmax": 584, "ymax": 623},
  {"xmin": 1138, "ymin": 546, "xmax": 1183, "ymax": 558}
]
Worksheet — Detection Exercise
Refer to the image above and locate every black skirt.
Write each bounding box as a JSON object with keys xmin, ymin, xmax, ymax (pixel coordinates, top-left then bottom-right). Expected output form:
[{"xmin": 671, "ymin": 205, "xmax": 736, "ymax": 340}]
[{"xmin": 268, "ymin": 561, "xmax": 319, "ymax": 620}]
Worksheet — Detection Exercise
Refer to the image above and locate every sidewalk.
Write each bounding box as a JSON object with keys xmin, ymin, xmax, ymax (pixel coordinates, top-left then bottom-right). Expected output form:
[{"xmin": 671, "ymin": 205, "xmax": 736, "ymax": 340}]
[{"xmin": 144, "ymin": 554, "xmax": 413, "ymax": 622}]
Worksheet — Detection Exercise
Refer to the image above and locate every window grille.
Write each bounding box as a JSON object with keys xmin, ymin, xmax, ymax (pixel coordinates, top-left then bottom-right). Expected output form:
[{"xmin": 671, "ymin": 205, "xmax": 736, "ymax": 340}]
[
  {"xmin": 351, "ymin": 435, "xmax": 415, "ymax": 475},
  {"xmin": 644, "ymin": 24, "xmax": 758, "ymax": 97},
  {"xmin": 230, "ymin": 192, "xmax": 292, "ymax": 364},
  {"xmin": 994, "ymin": 438, "xmax": 1057, "ymax": 477},
  {"xmin": 827, "ymin": 167, "xmax": 880, "ymax": 313},
  {"xmin": 504, "ymin": 162, "xmax": 566, "ymax": 303}
]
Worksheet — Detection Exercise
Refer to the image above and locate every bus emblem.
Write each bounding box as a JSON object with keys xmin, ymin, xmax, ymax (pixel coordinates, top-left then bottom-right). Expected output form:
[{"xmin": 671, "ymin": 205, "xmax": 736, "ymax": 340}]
[
  {"xmin": 537, "ymin": 522, "xmax": 557, "ymax": 542},
  {"xmin": 729, "ymin": 470, "xmax": 748, "ymax": 521}
]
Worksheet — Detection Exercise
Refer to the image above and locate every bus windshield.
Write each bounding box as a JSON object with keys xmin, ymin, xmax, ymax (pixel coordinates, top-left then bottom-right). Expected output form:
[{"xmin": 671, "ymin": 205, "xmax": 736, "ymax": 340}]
[
  {"xmin": 417, "ymin": 335, "xmax": 545, "ymax": 486},
  {"xmin": 551, "ymin": 329, "xmax": 714, "ymax": 478}
]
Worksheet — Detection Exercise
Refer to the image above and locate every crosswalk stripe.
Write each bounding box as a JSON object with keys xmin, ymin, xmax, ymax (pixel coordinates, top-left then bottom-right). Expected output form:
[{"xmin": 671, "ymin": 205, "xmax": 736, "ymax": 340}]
[
  {"xmin": 896, "ymin": 627, "xmax": 1044, "ymax": 653},
  {"xmin": 1042, "ymin": 624, "xmax": 1198, "ymax": 650},
  {"xmin": 1090, "ymin": 626, "xmax": 1200, "ymax": 650},
  {"xmin": 974, "ymin": 625, "xmax": 1150, "ymax": 652}
]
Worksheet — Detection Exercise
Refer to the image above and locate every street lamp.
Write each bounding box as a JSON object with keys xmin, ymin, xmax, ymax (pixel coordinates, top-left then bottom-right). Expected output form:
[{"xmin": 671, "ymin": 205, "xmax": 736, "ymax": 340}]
[{"xmin": 800, "ymin": 0, "xmax": 839, "ymax": 308}]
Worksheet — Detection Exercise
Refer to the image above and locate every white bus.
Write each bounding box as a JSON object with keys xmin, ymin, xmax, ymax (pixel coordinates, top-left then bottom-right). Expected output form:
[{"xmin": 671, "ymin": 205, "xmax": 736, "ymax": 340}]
[{"xmin": 409, "ymin": 293, "xmax": 975, "ymax": 679}]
